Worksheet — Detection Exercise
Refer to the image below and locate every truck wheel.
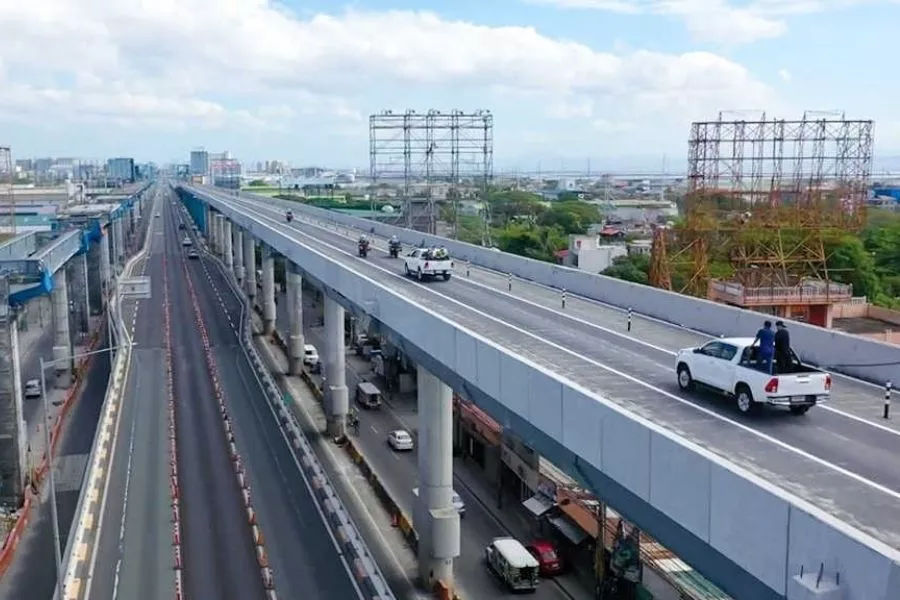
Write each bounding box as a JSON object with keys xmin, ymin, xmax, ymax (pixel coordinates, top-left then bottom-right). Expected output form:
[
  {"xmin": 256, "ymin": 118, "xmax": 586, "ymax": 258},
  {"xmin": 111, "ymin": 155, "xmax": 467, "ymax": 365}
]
[
  {"xmin": 676, "ymin": 364, "xmax": 694, "ymax": 390},
  {"xmin": 735, "ymin": 384, "xmax": 756, "ymax": 414},
  {"xmin": 405, "ymin": 264, "xmax": 411, "ymax": 276},
  {"xmin": 443, "ymin": 273, "xmax": 452, "ymax": 281},
  {"xmin": 790, "ymin": 405, "xmax": 811, "ymax": 416}
]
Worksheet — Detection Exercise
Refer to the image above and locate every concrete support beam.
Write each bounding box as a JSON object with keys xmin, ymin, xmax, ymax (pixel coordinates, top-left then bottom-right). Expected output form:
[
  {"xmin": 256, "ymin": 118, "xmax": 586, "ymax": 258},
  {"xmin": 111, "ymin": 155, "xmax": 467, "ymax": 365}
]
[
  {"xmin": 261, "ymin": 245, "xmax": 276, "ymax": 335},
  {"xmin": 415, "ymin": 364, "xmax": 460, "ymax": 587},
  {"xmin": 286, "ymin": 264, "xmax": 304, "ymax": 375},
  {"xmin": 324, "ymin": 295, "xmax": 348, "ymax": 437},
  {"xmin": 99, "ymin": 230, "xmax": 111, "ymax": 303},
  {"xmin": 233, "ymin": 226, "xmax": 245, "ymax": 285},
  {"xmin": 80, "ymin": 253, "xmax": 90, "ymax": 333},
  {"xmin": 51, "ymin": 270, "xmax": 73, "ymax": 388},
  {"xmin": 212, "ymin": 213, "xmax": 221, "ymax": 254},
  {"xmin": 113, "ymin": 217, "xmax": 123, "ymax": 273},
  {"xmin": 244, "ymin": 233, "xmax": 257, "ymax": 303},
  {"xmin": 223, "ymin": 219, "xmax": 234, "ymax": 271}
]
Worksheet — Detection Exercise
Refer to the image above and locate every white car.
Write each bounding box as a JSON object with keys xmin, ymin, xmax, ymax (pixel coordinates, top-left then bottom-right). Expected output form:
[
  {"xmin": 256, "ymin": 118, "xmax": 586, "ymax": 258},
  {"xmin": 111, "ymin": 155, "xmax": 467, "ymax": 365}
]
[
  {"xmin": 303, "ymin": 344, "xmax": 320, "ymax": 370},
  {"xmin": 403, "ymin": 247, "xmax": 453, "ymax": 281},
  {"xmin": 387, "ymin": 429, "xmax": 414, "ymax": 451},
  {"xmin": 675, "ymin": 337, "xmax": 831, "ymax": 415},
  {"xmin": 24, "ymin": 379, "xmax": 41, "ymax": 398},
  {"xmin": 181, "ymin": 238, "xmax": 192, "ymax": 247}
]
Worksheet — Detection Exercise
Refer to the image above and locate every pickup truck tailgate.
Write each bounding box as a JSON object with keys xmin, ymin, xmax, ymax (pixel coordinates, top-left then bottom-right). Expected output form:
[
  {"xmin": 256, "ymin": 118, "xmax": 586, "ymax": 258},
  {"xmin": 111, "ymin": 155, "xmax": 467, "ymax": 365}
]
[{"xmin": 769, "ymin": 372, "xmax": 830, "ymax": 398}]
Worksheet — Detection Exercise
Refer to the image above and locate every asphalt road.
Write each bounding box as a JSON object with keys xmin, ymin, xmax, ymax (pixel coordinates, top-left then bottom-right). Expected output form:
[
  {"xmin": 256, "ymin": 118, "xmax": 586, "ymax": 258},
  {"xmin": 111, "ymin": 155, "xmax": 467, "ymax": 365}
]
[
  {"xmin": 276, "ymin": 291, "xmax": 579, "ymax": 600},
  {"xmin": 225, "ymin": 197, "xmax": 900, "ymax": 551},
  {"xmin": 164, "ymin": 199, "xmax": 265, "ymax": 600},
  {"xmin": 184, "ymin": 222, "xmax": 366, "ymax": 600},
  {"xmin": 89, "ymin": 190, "xmax": 174, "ymax": 600},
  {"xmin": 0, "ymin": 328, "xmax": 111, "ymax": 600}
]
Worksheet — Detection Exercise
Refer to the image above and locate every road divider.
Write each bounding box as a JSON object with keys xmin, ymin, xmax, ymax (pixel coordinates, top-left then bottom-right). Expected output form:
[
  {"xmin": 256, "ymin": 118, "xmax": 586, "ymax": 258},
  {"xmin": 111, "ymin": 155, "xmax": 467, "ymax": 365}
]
[
  {"xmin": 190, "ymin": 229, "xmax": 396, "ymax": 600},
  {"xmin": 181, "ymin": 256, "xmax": 278, "ymax": 598},
  {"xmin": 162, "ymin": 253, "xmax": 184, "ymax": 599}
]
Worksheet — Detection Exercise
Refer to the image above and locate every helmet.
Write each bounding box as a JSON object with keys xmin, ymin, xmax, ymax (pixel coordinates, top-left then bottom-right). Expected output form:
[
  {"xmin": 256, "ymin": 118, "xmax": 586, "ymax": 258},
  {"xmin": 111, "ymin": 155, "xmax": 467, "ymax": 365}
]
[{"xmin": 391, "ymin": 235, "xmax": 398, "ymax": 242}]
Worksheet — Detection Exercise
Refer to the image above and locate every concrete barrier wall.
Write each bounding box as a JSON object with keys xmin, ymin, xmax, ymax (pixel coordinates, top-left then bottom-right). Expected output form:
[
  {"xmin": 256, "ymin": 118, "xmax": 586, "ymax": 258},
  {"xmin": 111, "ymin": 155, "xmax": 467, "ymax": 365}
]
[
  {"xmin": 188, "ymin": 187, "xmax": 900, "ymax": 600},
  {"xmin": 238, "ymin": 189, "xmax": 899, "ymax": 385}
]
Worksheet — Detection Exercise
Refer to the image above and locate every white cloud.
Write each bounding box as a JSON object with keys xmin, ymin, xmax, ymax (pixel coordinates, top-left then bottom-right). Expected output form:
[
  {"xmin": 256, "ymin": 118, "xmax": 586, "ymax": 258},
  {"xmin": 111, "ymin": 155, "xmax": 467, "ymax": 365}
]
[
  {"xmin": 778, "ymin": 69, "xmax": 792, "ymax": 82},
  {"xmin": 527, "ymin": 0, "xmax": 878, "ymax": 44},
  {"xmin": 0, "ymin": 2, "xmax": 773, "ymax": 153}
]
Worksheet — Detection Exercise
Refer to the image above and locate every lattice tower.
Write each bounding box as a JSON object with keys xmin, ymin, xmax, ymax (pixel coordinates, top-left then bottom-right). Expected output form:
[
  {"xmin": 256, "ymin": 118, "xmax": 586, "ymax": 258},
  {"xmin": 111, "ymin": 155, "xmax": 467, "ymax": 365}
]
[
  {"xmin": 369, "ymin": 109, "xmax": 493, "ymax": 236},
  {"xmin": 650, "ymin": 111, "xmax": 874, "ymax": 295}
]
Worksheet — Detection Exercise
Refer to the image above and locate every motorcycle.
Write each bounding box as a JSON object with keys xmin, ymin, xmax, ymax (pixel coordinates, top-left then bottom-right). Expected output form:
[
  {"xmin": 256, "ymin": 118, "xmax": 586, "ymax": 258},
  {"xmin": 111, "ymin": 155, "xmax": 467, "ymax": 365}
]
[
  {"xmin": 358, "ymin": 240, "xmax": 369, "ymax": 258},
  {"xmin": 285, "ymin": 211, "xmax": 294, "ymax": 223},
  {"xmin": 388, "ymin": 241, "xmax": 401, "ymax": 258}
]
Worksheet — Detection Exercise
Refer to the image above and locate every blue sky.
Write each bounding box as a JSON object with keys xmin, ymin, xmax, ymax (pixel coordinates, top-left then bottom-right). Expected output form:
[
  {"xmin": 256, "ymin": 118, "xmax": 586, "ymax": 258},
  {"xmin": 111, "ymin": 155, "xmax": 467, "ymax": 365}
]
[{"xmin": 0, "ymin": 0, "xmax": 898, "ymax": 173}]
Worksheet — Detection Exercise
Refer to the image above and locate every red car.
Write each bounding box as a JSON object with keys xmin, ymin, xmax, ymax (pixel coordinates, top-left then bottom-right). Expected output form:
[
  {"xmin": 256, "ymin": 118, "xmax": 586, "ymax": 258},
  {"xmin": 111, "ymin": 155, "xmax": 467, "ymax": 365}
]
[{"xmin": 526, "ymin": 540, "xmax": 563, "ymax": 576}]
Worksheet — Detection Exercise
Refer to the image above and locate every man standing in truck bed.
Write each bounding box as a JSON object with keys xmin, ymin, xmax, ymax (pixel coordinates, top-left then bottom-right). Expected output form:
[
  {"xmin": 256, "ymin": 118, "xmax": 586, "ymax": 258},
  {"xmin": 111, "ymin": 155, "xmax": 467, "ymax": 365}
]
[
  {"xmin": 774, "ymin": 320, "xmax": 792, "ymax": 374},
  {"xmin": 754, "ymin": 320, "xmax": 775, "ymax": 374}
]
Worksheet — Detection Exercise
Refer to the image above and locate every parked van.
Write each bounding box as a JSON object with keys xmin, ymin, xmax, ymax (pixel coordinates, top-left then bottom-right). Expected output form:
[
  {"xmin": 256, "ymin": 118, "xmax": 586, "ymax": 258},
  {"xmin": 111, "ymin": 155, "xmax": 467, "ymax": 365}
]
[
  {"xmin": 485, "ymin": 537, "xmax": 540, "ymax": 591},
  {"xmin": 355, "ymin": 381, "xmax": 382, "ymax": 409}
]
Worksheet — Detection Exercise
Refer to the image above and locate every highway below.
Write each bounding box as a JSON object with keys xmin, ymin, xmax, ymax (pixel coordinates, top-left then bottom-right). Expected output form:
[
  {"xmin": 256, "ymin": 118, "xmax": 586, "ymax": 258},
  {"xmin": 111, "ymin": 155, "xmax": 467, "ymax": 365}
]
[
  {"xmin": 0, "ymin": 330, "xmax": 111, "ymax": 600},
  {"xmin": 176, "ymin": 204, "xmax": 367, "ymax": 599},
  {"xmin": 282, "ymin": 294, "xmax": 587, "ymax": 600},
  {"xmin": 224, "ymin": 195, "xmax": 900, "ymax": 553},
  {"xmin": 89, "ymin": 192, "xmax": 174, "ymax": 600}
]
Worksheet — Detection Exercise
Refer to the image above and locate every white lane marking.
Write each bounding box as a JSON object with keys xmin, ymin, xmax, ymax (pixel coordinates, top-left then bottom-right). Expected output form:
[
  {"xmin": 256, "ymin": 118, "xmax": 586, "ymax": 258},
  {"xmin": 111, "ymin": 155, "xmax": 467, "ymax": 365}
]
[
  {"xmin": 252, "ymin": 209, "xmax": 900, "ymax": 501},
  {"xmin": 111, "ymin": 375, "xmax": 139, "ymax": 600},
  {"xmin": 286, "ymin": 205, "xmax": 900, "ymax": 439},
  {"xmin": 370, "ymin": 425, "xmax": 378, "ymax": 435}
]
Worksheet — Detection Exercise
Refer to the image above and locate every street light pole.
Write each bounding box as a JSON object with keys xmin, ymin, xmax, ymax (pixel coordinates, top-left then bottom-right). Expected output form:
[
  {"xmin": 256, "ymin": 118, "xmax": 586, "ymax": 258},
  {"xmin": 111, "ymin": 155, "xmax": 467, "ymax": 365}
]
[
  {"xmin": 39, "ymin": 342, "xmax": 132, "ymax": 599},
  {"xmin": 38, "ymin": 357, "xmax": 62, "ymax": 600}
]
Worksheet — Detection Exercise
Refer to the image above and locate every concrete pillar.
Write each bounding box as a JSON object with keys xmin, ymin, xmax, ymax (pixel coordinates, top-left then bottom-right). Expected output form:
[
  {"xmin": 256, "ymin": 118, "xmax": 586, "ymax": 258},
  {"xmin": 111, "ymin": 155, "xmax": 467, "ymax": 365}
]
[
  {"xmin": 261, "ymin": 245, "xmax": 276, "ymax": 334},
  {"xmin": 99, "ymin": 230, "xmax": 111, "ymax": 302},
  {"xmin": 233, "ymin": 227, "xmax": 245, "ymax": 285},
  {"xmin": 415, "ymin": 365, "xmax": 459, "ymax": 587},
  {"xmin": 244, "ymin": 234, "xmax": 257, "ymax": 303},
  {"xmin": 286, "ymin": 264, "xmax": 304, "ymax": 375},
  {"xmin": 81, "ymin": 253, "xmax": 90, "ymax": 331},
  {"xmin": 51, "ymin": 270, "xmax": 73, "ymax": 388},
  {"xmin": 204, "ymin": 204, "xmax": 212, "ymax": 238},
  {"xmin": 217, "ymin": 215, "xmax": 226, "ymax": 257},
  {"xmin": 211, "ymin": 213, "xmax": 220, "ymax": 254},
  {"xmin": 324, "ymin": 295, "xmax": 348, "ymax": 437},
  {"xmin": 224, "ymin": 219, "xmax": 234, "ymax": 271},
  {"xmin": 113, "ymin": 217, "xmax": 123, "ymax": 272}
]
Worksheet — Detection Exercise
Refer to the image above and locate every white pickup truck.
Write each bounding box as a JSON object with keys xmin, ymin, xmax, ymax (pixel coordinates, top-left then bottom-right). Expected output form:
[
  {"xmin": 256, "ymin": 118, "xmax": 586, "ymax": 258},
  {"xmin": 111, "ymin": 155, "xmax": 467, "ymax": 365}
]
[
  {"xmin": 403, "ymin": 247, "xmax": 453, "ymax": 281},
  {"xmin": 675, "ymin": 337, "xmax": 831, "ymax": 415}
]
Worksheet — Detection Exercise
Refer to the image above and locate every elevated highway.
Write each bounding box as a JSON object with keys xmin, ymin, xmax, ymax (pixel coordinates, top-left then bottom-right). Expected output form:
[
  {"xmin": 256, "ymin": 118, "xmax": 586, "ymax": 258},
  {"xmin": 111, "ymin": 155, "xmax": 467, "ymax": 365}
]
[{"xmin": 178, "ymin": 184, "xmax": 900, "ymax": 600}]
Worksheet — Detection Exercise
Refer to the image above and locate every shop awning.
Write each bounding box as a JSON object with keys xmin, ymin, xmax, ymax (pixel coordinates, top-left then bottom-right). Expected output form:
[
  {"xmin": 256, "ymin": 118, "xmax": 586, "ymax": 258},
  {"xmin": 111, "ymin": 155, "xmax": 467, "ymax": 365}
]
[
  {"xmin": 522, "ymin": 494, "xmax": 556, "ymax": 518},
  {"xmin": 549, "ymin": 515, "xmax": 589, "ymax": 546}
]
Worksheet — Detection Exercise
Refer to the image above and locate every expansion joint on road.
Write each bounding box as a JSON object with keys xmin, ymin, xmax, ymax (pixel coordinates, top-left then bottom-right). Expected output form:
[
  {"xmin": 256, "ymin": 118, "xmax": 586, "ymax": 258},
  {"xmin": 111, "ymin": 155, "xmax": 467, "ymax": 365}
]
[{"xmin": 180, "ymin": 254, "xmax": 278, "ymax": 598}]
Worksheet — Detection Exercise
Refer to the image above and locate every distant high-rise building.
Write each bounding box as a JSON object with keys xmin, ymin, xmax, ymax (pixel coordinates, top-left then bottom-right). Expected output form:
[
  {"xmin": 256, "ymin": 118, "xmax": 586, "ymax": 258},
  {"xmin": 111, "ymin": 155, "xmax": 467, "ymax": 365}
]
[
  {"xmin": 190, "ymin": 149, "xmax": 209, "ymax": 176},
  {"xmin": 107, "ymin": 157, "xmax": 136, "ymax": 183}
]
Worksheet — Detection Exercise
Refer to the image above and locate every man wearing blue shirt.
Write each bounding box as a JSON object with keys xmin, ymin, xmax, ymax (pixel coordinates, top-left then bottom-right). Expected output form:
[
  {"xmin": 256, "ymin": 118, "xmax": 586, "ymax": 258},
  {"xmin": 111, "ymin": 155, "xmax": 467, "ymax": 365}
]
[{"xmin": 754, "ymin": 320, "xmax": 775, "ymax": 374}]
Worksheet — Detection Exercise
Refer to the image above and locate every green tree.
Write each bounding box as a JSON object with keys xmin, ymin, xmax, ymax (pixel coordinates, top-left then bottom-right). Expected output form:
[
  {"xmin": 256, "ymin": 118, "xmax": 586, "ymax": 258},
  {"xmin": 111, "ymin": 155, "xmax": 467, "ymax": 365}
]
[
  {"xmin": 487, "ymin": 190, "xmax": 545, "ymax": 226},
  {"xmin": 827, "ymin": 235, "xmax": 881, "ymax": 300},
  {"xmin": 496, "ymin": 223, "xmax": 567, "ymax": 262},
  {"xmin": 602, "ymin": 254, "xmax": 650, "ymax": 285},
  {"xmin": 537, "ymin": 201, "xmax": 601, "ymax": 235},
  {"xmin": 248, "ymin": 179, "xmax": 268, "ymax": 187}
]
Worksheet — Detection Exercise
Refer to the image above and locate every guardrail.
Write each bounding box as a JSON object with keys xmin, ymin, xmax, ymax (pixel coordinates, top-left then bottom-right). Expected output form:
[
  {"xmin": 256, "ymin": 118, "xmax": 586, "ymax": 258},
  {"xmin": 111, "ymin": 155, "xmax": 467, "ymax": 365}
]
[
  {"xmin": 230, "ymin": 188, "xmax": 900, "ymax": 385},
  {"xmin": 197, "ymin": 226, "xmax": 397, "ymax": 600},
  {"xmin": 59, "ymin": 187, "xmax": 156, "ymax": 599}
]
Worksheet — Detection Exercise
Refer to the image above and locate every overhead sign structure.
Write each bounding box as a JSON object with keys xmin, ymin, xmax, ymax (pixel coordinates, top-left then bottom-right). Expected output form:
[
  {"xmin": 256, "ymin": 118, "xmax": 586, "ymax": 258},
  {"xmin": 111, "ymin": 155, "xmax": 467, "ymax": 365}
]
[{"xmin": 118, "ymin": 276, "xmax": 152, "ymax": 300}]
